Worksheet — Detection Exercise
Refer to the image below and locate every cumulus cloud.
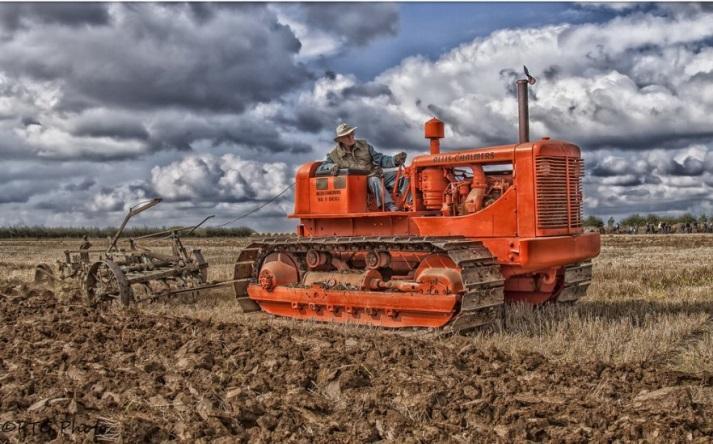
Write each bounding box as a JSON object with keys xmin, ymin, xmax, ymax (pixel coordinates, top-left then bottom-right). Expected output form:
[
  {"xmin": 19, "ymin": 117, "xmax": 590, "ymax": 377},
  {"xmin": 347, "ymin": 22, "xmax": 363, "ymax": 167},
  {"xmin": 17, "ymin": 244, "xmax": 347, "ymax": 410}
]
[
  {"xmin": 0, "ymin": 4, "xmax": 307, "ymax": 113},
  {"xmin": 271, "ymin": 3, "xmax": 399, "ymax": 59},
  {"xmin": 150, "ymin": 154, "xmax": 291, "ymax": 204},
  {"xmin": 283, "ymin": 6, "xmax": 713, "ymax": 154},
  {"xmin": 0, "ymin": 3, "xmax": 314, "ymax": 160},
  {"xmin": 583, "ymin": 145, "xmax": 713, "ymax": 217},
  {"xmin": 87, "ymin": 182, "xmax": 153, "ymax": 213},
  {"xmin": 278, "ymin": 72, "xmax": 420, "ymax": 152},
  {"xmin": 588, "ymin": 147, "xmax": 709, "ymax": 181},
  {"xmin": 0, "ymin": 3, "xmax": 110, "ymax": 33}
]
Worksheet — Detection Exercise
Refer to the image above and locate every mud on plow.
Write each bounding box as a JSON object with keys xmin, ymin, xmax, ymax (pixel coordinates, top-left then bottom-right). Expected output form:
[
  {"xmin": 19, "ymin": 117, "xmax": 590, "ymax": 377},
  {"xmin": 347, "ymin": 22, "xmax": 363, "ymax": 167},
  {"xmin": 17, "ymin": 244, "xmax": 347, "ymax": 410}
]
[{"xmin": 34, "ymin": 198, "xmax": 235, "ymax": 307}]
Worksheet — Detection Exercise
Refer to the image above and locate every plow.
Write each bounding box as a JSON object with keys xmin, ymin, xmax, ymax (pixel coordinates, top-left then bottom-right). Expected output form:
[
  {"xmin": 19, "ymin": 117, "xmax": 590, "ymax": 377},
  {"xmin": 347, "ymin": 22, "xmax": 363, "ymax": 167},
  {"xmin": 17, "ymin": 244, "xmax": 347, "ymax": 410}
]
[{"xmin": 34, "ymin": 198, "xmax": 233, "ymax": 307}]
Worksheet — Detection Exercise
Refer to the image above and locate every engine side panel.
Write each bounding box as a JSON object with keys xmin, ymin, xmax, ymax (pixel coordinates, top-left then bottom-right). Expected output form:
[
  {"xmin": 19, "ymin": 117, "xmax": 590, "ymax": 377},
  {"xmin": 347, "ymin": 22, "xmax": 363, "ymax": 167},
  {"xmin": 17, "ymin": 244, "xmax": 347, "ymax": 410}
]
[{"xmin": 411, "ymin": 186, "xmax": 517, "ymax": 237}]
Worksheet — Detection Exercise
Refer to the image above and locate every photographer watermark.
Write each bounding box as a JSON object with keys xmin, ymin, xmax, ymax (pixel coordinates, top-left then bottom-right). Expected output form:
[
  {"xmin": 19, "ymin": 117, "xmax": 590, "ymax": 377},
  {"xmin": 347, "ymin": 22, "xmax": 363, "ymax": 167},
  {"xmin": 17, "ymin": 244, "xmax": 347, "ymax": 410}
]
[{"xmin": 0, "ymin": 416, "xmax": 119, "ymax": 441}]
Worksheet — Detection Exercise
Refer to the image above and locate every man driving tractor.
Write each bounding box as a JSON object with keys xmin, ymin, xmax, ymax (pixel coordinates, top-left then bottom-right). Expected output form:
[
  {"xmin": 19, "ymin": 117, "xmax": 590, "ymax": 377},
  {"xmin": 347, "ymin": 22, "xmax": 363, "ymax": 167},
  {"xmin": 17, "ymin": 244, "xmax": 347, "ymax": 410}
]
[{"xmin": 317, "ymin": 123, "xmax": 407, "ymax": 211}]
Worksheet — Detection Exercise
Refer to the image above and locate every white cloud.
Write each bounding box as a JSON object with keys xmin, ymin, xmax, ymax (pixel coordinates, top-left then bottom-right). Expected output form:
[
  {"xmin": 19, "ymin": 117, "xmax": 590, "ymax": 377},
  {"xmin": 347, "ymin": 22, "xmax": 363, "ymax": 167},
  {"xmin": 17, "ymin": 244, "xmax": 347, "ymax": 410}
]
[
  {"xmin": 288, "ymin": 7, "xmax": 713, "ymax": 153},
  {"xmin": 270, "ymin": 3, "xmax": 398, "ymax": 60},
  {"xmin": 88, "ymin": 182, "xmax": 151, "ymax": 213},
  {"xmin": 150, "ymin": 154, "xmax": 291, "ymax": 203}
]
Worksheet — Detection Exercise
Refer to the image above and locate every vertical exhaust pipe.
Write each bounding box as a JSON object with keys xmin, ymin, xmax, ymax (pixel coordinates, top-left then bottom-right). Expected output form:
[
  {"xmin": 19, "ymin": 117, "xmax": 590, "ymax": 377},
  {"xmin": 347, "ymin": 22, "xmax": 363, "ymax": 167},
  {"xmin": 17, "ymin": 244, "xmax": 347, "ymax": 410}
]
[{"xmin": 517, "ymin": 66, "xmax": 536, "ymax": 144}]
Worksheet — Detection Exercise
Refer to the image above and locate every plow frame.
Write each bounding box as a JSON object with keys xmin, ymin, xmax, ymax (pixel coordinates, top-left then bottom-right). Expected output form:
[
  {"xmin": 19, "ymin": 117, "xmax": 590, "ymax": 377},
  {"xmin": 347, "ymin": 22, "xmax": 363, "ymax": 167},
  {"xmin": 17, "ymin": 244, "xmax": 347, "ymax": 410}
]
[{"xmin": 34, "ymin": 199, "xmax": 230, "ymax": 308}]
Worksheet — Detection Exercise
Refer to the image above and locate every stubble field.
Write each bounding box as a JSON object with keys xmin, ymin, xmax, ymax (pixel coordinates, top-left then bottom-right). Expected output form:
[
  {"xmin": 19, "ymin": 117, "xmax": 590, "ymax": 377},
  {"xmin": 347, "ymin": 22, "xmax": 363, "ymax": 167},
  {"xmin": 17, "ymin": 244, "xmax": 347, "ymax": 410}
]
[{"xmin": 0, "ymin": 235, "xmax": 712, "ymax": 442}]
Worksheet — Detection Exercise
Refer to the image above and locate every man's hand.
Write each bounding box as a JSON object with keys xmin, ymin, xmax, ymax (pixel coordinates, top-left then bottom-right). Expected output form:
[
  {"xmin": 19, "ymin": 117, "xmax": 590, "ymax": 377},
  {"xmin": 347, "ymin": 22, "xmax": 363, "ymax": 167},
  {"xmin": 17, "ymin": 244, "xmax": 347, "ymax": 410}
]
[
  {"xmin": 394, "ymin": 152, "xmax": 407, "ymax": 166},
  {"xmin": 330, "ymin": 164, "xmax": 340, "ymax": 176}
]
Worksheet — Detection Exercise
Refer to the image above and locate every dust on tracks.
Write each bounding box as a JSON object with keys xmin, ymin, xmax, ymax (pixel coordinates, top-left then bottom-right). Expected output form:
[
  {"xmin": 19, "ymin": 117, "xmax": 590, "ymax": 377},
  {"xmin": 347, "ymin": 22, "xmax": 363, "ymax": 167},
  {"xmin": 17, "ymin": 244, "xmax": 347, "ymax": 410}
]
[{"xmin": 0, "ymin": 282, "xmax": 711, "ymax": 442}]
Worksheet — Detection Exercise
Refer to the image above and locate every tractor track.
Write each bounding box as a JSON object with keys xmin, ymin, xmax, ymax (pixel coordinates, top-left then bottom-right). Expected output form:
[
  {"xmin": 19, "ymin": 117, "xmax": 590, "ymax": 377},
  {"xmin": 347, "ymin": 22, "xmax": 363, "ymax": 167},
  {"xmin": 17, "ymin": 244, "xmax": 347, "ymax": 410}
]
[{"xmin": 233, "ymin": 236, "xmax": 505, "ymax": 332}]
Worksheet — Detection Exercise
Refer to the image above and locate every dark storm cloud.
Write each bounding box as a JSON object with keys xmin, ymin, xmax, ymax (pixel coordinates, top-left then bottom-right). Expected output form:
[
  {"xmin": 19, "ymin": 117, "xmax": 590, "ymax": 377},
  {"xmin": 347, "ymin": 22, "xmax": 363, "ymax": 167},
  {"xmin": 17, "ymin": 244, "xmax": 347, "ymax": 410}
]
[
  {"xmin": 0, "ymin": 3, "xmax": 110, "ymax": 32},
  {"xmin": 146, "ymin": 114, "xmax": 312, "ymax": 154},
  {"xmin": 342, "ymin": 83, "xmax": 392, "ymax": 99},
  {"xmin": 33, "ymin": 198, "xmax": 84, "ymax": 212},
  {"xmin": 0, "ymin": 4, "xmax": 309, "ymax": 113},
  {"xmin": 72, "ymin": 116, "xmax": 149, "ymax": 141},
  {"xmin": 585, "ymin": 170, "xmax": 661, "ymax": 187},
  {"xmin": 215, "ymin": 123, "xmax": 312, "ymax": 154},
  {"xmin": 274, "ymin": 81, "xmax": 393, "ymax": 135},
  {"xmin": 602, "ymin": 175, "xmax": 644, "ymax": 187},
  {"xmin": 589, "ymin": 154, "xmax": 706, "ymax": 184},
  {"xmin": 63, "ymin": 178, "xmax": 96, "ymax": 192},
  {"xmin": 300, "ymin": 3, "xmax": 399, "ymax": 46},
  {"xmin": 291, "ymin": 110, "xmax": 325, "ymax": 133},
  {"xmin": 344, "ymin": 107, "xmax": 419, "ymax": 150},
  {"xmin": 643, "ymin": 174, "xmax": 662, "ymax": 185},
  {"xmin": 20, "ymin": 116, "xmax": 40, "ymax": 127},
  {"xmin": 537, "ymin": 109, "xmax": 713, "ymax": 152},
  {"xmin": 1, "ymin": 163, "xmax": 86, "ymax": 183},
  {"xmin": 592, "ymin": 196, "xmax": 709, "ymax": 214},
  {"xmin": 591, "ymin": 164, "xmax": 622, "ymax": 178},
  {"xmin": 667, "ymin": 156, "xmax": 705, "ymax": 176},
  {"xmin": 0, "ymin": 180, "xmax": 57, "ymax": 204},
  {"xmin": 0, "ymin": 3, "xmax": 327, "ymax": 161},
  {"xmin": 543, "ymin": 65, "xmax": 562, "ymax": 81}
]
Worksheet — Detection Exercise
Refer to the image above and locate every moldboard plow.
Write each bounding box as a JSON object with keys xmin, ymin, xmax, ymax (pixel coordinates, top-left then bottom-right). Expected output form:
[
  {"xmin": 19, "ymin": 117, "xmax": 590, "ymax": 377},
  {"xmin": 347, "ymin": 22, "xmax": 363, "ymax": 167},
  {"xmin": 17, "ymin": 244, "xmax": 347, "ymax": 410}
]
[{"xmin": 34, "ymin": 198, "xmax": 237, "ymax": 307}]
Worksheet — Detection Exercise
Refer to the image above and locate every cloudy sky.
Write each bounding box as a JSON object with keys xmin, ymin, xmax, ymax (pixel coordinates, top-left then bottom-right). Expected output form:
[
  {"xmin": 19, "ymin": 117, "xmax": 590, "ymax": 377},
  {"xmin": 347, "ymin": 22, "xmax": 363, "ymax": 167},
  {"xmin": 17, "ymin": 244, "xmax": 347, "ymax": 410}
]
[{"xmin": 1, "ymin": 2, "xmax": 712, "ymax": 231}]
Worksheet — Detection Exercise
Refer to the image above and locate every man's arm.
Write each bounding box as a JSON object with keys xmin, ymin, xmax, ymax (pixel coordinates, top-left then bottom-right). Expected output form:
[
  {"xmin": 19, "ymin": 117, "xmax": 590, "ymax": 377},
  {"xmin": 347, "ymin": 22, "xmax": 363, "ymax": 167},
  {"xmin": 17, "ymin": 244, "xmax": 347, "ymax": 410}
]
[
  {"xmin": 315, "ymin": 153, "xmax": 339, "ymax": 175},
  {"xmin": 368, "ymin": 144, "xmax": 406, "ymax": 168},
  {"xmin": 368, "ymin": 144, "xmax": 397, "ymax": 168}
]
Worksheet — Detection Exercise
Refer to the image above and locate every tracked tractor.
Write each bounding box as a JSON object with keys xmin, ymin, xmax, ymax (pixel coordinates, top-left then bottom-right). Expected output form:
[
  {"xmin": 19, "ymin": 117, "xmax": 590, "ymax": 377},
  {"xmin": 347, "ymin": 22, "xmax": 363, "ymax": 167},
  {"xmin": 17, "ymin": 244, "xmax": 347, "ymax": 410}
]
[{"xmin": 233, "ymin": 70, "xmax": 600, "ymax": 332}]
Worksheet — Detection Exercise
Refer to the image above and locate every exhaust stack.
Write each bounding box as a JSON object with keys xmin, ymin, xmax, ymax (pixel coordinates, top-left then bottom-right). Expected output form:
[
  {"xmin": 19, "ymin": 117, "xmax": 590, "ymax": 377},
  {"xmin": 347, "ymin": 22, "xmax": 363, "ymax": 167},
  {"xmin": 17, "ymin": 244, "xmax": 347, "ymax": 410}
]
[{"xmin": 517, "ymin": 66, "xmax": 536, "ymax": 144}]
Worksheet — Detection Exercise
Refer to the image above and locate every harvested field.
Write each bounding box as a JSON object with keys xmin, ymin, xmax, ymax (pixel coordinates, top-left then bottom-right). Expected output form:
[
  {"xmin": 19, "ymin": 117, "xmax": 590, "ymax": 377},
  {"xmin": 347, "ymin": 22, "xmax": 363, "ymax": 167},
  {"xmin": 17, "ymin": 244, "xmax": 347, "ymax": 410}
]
[{"xmin": 0, "ymin": 235, "xmax": 712, "ymax": 442}]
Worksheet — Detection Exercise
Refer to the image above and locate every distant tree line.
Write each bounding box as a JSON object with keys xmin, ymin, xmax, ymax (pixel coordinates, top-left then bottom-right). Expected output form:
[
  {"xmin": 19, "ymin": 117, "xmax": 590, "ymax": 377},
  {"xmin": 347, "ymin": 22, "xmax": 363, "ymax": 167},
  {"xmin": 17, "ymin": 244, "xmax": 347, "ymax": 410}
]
[
  {"xmin": 584, "ymin": 213, "xmax": 706, "ymax": 228},
  {"xmin": 0, "ymin": 225, "xmax": 256, "ymax": 239},
  {"xmin": 584, "ymin": 213, "xmax": 713, "ymax": 234}
]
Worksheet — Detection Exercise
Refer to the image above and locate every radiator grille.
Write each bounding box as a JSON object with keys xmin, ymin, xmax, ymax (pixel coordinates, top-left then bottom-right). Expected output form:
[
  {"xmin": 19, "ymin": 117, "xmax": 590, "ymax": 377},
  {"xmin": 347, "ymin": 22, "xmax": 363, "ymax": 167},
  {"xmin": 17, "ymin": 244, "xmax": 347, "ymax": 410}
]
[{"xmin": 535, "ymin": 156, "xmax": 583, "ymax": 230}]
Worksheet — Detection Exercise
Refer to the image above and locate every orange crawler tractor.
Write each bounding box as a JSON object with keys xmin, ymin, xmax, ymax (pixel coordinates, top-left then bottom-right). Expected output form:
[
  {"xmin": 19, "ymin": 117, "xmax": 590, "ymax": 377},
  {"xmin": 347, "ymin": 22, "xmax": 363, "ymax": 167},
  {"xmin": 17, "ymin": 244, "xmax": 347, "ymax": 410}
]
[{"xmin": 234, "ymin": 71, "xmax": 600, "ymax": 332}]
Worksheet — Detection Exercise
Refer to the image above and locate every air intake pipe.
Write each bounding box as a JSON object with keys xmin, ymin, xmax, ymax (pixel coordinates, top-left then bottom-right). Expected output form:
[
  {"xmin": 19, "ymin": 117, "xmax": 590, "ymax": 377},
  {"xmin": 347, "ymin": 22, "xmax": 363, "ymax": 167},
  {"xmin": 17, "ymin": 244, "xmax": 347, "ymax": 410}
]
[
  {"xmin": 517, "ymin": 66, "xmax": 537, "ymax": 144},
  {"xmin": 424, "ymin": 117, "xmax": 444, "ymax": 155}
]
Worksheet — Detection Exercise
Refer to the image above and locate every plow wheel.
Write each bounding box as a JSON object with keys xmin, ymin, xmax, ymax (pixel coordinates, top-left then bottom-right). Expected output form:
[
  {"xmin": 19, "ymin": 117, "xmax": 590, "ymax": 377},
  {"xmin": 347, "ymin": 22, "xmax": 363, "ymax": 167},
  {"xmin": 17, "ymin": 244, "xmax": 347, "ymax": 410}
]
[
  {"xmin": 33, "ymin": 263, "xmax": 56, "ymax": 286},
  {"xmin": 84, "ymin": 260, "xmax": 133, "ymax": 307}
]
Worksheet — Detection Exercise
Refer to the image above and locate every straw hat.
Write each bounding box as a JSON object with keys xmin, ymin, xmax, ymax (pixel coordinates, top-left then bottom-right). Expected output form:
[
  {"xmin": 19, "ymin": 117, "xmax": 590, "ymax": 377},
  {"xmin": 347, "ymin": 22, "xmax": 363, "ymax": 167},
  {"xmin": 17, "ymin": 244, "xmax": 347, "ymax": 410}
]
[{"xmin": 334, "ymin": 122, "xmax": 357, "ymax": 141}]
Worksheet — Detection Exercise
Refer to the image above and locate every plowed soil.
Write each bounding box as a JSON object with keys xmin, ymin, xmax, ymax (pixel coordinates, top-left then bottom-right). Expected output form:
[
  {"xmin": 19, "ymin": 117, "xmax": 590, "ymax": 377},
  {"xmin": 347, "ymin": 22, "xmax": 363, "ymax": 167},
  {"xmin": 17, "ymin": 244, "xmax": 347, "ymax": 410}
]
[
  {"xmin": 3, "ymin": 235, "xmax": 713, "ymax": 442},
  {"xmin": 1, "ymin": 279, "xmax": 712, "ymax": 443}
]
